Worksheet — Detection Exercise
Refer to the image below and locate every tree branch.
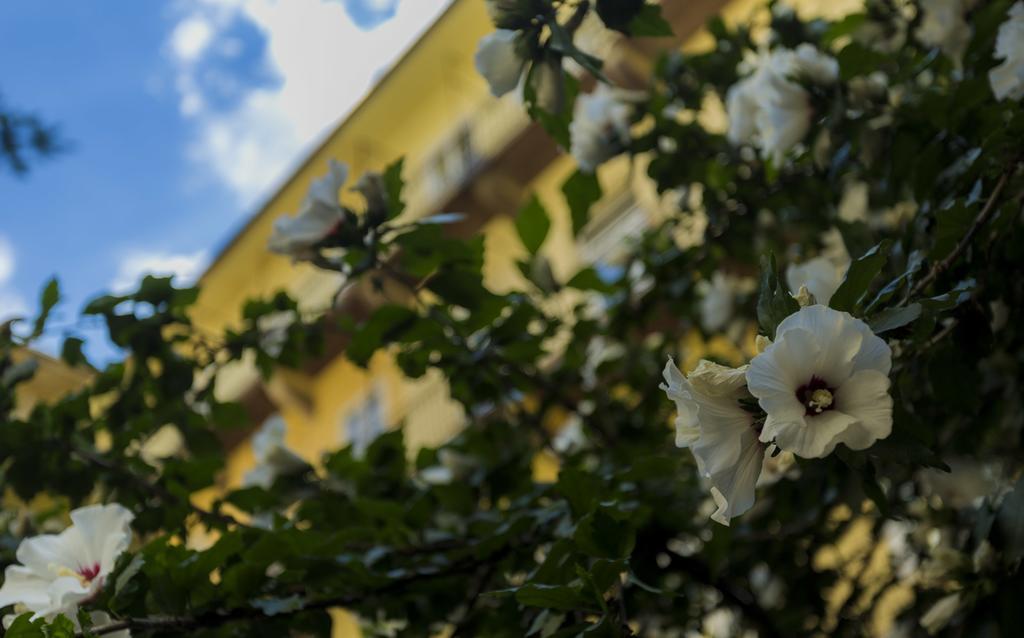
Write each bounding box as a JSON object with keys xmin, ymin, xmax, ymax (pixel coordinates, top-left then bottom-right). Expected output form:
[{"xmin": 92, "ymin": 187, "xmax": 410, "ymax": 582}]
[
  {"xmin": 909, "ymin": 170, "xmax": 1013, "ymax": 299},
  {"xmin": 69, "ymin": 444, "xmax": 251, "ymax": 531},
  {"xmin": 82, "ymin": 561, "xmax": 481, "ymax": 637}
]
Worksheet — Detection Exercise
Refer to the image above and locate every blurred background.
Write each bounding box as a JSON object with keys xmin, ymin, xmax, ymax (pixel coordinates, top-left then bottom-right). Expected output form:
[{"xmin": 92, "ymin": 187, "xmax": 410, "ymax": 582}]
[{"xmin": 0, "ymin": 0, "xmax": 451, "ymax": 355}]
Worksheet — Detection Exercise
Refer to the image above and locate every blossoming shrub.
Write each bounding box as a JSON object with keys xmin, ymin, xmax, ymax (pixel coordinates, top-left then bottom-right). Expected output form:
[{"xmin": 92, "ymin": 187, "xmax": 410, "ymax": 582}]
[{"xmin": 2, "ymin": 0, "xmax": 1024, "ymax": 636}]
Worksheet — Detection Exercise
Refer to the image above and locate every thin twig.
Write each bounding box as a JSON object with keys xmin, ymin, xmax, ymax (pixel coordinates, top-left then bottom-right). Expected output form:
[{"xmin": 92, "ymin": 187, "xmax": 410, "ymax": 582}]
[
  {"xmin": 81, "ymin": 563, "xmax": 476, "ymax": 637},
  {"xmin": 80, "ymin": 538, "xmax": 527, "ymax": 637},
  {"xmin": 908, "ymin": 171, "xmax": 1012, "ymax": 300},
  {"xmin": 70, "ymin": 444, "xmax": 250, "ymax": 530}
]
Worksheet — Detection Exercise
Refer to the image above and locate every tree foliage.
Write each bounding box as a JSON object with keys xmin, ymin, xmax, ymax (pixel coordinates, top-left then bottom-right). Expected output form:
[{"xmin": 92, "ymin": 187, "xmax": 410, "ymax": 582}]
[{"xmin": 2, "ymin": 0, "xmax": 1024, "ymax": 636}]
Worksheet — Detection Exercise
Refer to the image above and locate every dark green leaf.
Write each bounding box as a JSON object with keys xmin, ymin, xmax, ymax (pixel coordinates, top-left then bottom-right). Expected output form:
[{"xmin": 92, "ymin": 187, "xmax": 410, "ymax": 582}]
[
  {"xmin": 515, "ymin": 583, "xmax": 600, "ymax": 612},
  {"xmin": 756, "ymin": 253, "xmax": 799, "ymax": 338},
  {"xmin": 998, "ymin": 475, "xmax": 1024, "ymax": 562},
  {"xmin": 627, "ymin": 4, "xmax": 674, "ymax": 37},
  {"xmin": 868, "ymin": 303, "xmax": 922, "ymax": 333},
  {"xmin": 830, "ymin": 241, "xmax": 890, "ymax": 314},
  {"xmin": 574, "ymin": 509, "xmax": 635, "ymax": 559},
  {"xmin": 5, "ymin": 614, "xmax": 44, "ymax": 638},
  {"xmin": 30, "ymin": 277, "xmax": 60, "ymax": 340},
  {"xmin": 515, "ymin": 196, "xmax": 551, "ymax": 255},
  {"xmin": 562, "ymin": 170, "xmax": 602, "ymax": 236},
  {"xmin": 383, "ymin": 157, "xmax": 406, "ymax": 220},
  {"xmin": 348, "ymin": 305, "xmax": 418, "ymax": 367},
  {"xmin": 60, "ymin": 336, "xmax": 88, "ymax": 367},
  {"xmin": 566, "ymin": 267, "xmax": 615, "ymax": 293}
]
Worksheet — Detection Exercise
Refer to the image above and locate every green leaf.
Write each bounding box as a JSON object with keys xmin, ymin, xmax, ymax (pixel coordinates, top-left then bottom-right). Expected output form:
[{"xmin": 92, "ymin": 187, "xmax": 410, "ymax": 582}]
[
  {"xmin": 836, "ymin": 41, "xmax": 888, "ymax": 80},
  {"xmin": 589, "ymin": 558, "xmax": 627, "ymax": 593},
  {"xmin": 868, "ymin": 303, "xmax": 922, "ymax": 333},
  {"xmin": 515, "ymin": 583, "xmax": 600, "ymax": 612},
  {"xmin": 627, "ymin": 4, "xmax": 674, "ymax": 37},
  {"xmin": 515, "ymin": 196, "xmax": 551, "ymax": 255},
  {"xmin": 998, "ymin": 475, "xmax": 1024, "ymax": 562},
  {"xmin": 597, "ymin": 0, "xmax": 672, "ymax": 37},
  {"xmin": 756, "ymin": 253, "xmax": 799, "ymax": 338},
  {"xmin": 114, "ymin": 553, "xmax": 146, "ymax": 598},
  {"xmin": 209, "ymin": 400, "xmax": 249, "ymax": 430},
  {"xmin": 60, "ymin": 336, "xmax": 88, "ymax": 367},
  {"xmin": 574, "ymin": 509, "xmax": 635, "ymax": 559},
  {"xmin": 830, "ymin": 241, "xmax": 890, "ymax": 314},
  {"xmin": 44, "ymin": 614, "xmax": 76, "ymax": 638},
  {"xmin": 562, "ymin": 170, "xmax": 602, "ymax": 236},
  {"xmin": 524, "ymin": 62, "xmax": 578, "ymax": 149},
  {"xmin": 919, "ymin": 278, "xmax": 976, "ymax": 311},
  {"xmin": 30, "ymin": 277, "xmax": 60, "ymax": 340},
  {"xmin": 566, "ymin": 267, "xmax": 615, "ymax": 293},
  {"xmin": 5, "ymin": 614, "xmax": 44, "ymax": 638},
  {"xmin": 383, "ymin": 157, "xmax": 406, "ymax": 220},
  {"xmin": 348, "ymin": 305, "xmax": 418, "ymax": 367},
  {"xmin": 822, "ymin": 13, "xmax": 866, "ymax": 44},
  {"xmin": 930, "ymin": 202, "xmax": 975, "ymax": 260},
  {"xmin": 558, "ymin": 467, "xmax": 599, "ymax": 517},
  {"xmin": 595, "ymin": 0, "xmax": 645, "ymax": 33},
  {"xmin": 83, "ymin": 294, "xmax": 126, "ymax": 315}
]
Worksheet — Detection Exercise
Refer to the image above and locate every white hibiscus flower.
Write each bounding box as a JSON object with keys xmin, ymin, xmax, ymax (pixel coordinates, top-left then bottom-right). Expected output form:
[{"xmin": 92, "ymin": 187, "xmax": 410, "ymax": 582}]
[
  {"xmin": 786, "ymin": 256, "xmax": 846, "ymax": 305},
  {"xmin": 838, "ymin": 180, "xmax": 870, "ymax": 223},
  {"xmin": 989, "ymin": 2, "xmax": 1024, "ymax": 101},
  {"xmin": 243, "ymin": 415, "xmax": 310, "ymax": 489},
  {"xmin": 662, "ymin": 359, "xmax": 765, "ymax": 525},
  {"xmin": 552, "ymin": 413, "xmax": 587, "ymax": 455},
  {"xmin": 474, "ymin": 29, "xmax": 526, "ymax": 98},
  {"xmin": 0, "ymin": 504, "xmax": 134, "ymax": 637},
  {"xmin": 746, "ymin": 305, "xmax": 893, "ymax": 459},
  {"xmin": 697, "ymin": 271, "xmax": 757, "ymax": 333},
  {"xmin": 268, "ymin": 160, "xmax": 348, "ymax": 260},
  {"xmin": 569, "ymin": 84, "xmax": 635, "ymax": 172},
  {"xmin": 786, "ymin": 229, "xmax": 851, "ymax": 305},
  {"xmin": 257, "ymin": 310, "xmax": 296, "ymax": 358},
  {"xmin": 726, "ymin": 44, "xmax": 838, "ymax": 164},
  {"xmin": 915, "ymin": 0, "xmax": 972, "ymax": 67},
  {"xmin": 419, "ymin": 449, "xmax": 475, "ymax": 486}
]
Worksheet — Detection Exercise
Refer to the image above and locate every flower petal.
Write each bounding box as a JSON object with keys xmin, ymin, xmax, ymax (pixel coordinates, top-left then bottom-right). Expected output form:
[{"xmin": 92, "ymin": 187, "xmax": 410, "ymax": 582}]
[
  {"xmin": 0, "ymin": 565, "xmax": 52, "ymax": 609},
  {"xmin": 15, "ymin": 534, "xmax": 80, "ymax": 579},
  {"xmin": 775, "ymin": 305, "xmax": 864, "ymax": 383},
  {"xmin": 661, "ymin": 359, "xmax": 700, "ymax": 448},
  {"xmin": 707, "ymin": 431, "xmax": 765, "ymax": 525},
  {"xmin": 769, "ymin": 409, "xmax": 858, "ymax": 458},
  {"xmin": 69, "ymin": 504, "xmax": 134, "ymax": 576},
  {"xmin": 474, "ymin": 30, "xmax": 523, "ymax": 97},
  {"xmin": 834, "ymin": 369, "xmax": 893, "ymax": 450}
]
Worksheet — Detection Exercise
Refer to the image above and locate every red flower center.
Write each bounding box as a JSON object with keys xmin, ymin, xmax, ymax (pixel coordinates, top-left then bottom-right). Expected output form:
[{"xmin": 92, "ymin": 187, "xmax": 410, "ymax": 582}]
[
  {"xmin": 796, "ymin": 376, "xmax": 836, "ymax": 416},
  {"xmin": 78, "ymin": 562, "xmax": 101, "ymax": 582}
]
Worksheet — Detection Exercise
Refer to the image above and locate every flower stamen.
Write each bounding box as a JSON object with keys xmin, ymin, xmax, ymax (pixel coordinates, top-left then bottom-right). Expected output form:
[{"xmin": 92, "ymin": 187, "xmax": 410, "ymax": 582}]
[{"xmin": 796, "ymin": 376, "xmax": 836, "ymax": 416}]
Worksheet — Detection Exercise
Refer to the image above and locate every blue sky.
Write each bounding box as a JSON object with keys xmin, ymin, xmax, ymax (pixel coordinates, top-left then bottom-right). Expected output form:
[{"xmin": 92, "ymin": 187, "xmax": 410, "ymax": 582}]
[{"xmin": 0, "ymin": 0, "xmax": 450, "ymax": 356}]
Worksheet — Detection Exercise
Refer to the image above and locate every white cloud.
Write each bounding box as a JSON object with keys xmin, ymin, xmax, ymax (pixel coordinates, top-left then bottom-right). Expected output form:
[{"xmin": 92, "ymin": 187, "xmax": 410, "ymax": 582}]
[
  {"xmin": 363, "ymin": 0, "xmax": 399, "ymax": 11},
  {"xmin": 0, "ymin": 236, "xmax": 14, "ymax": 284},
  {"xmin": 111, "ymin": 250, "xmax": 208, "ymax": 293},
  {"xmin": 169, "ymin": 0, "xmax": 453, "ymax": 205},
  {"xmin": 0, "ymin": 236, "xmax": 29, "ymax": 323},
  {"xmin": 170, "ymin": 15, "xmax": 215, "ymax": 63}
]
